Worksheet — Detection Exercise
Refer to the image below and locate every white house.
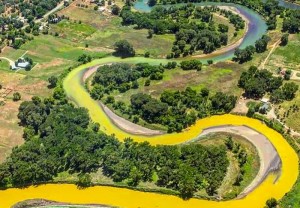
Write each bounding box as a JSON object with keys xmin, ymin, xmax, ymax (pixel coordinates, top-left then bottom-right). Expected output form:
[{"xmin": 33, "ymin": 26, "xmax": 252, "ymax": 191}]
[{"xmin": 17, "ymin": 62, "xmax": 30, "ymax": 68}]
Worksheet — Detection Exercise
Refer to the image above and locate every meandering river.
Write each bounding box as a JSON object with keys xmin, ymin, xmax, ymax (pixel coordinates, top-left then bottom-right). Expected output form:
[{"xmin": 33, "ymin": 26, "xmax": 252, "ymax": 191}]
[{"xmin": 1, "ymin": 2, "xmax": 299, "ymax": 208}]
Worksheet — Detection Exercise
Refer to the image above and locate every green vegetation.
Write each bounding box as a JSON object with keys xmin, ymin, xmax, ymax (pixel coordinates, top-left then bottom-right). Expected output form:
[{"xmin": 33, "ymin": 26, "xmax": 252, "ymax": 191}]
[
  {"xmin": 113, "ymin": 40, "xmax": 135, "ymax": 57},
  {"xmin": 266, "ymin": 198, "xmax": 278, "ymax": 208},
  {"xmin": 0, "ymin": 95, "xmax": 229, "ymax": 199},
  {"xmin": 233, "ymin": 46, "xmax": 256, "ymax": 63},
  {"xmin": 120, "ymin": 5, "xmax": 244, "ymax": 57},
  {"xmin": 12, "ymin": 92, "xmax": 21, "ymax": 102},
  {"xmin": 0, "ymin": 0, "xmax": 300, "ymax": 206},
  {"xmin": 238, "ymin": 66, "xmax": 298, "ymax": 102},
  {"xmin": 198, "ymin": 133, "xmax": 259, "ymax": 199},
  {"xmin": 0, "ymin": 0, "xmax": 62, "ymax": 49},
  {"xmin": 90, "ymin": 62, "xmax": 237, "ymax": 132}
]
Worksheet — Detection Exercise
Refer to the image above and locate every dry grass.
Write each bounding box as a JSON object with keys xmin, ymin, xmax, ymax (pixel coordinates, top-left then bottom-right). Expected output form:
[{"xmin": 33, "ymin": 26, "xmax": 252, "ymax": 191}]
[{"xmin": 0, "ymin": 68, "xmax": 51, "ymax": 162}]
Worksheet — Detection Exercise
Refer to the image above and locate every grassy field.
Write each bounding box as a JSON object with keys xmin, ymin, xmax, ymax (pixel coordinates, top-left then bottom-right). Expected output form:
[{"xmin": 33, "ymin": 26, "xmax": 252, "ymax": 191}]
[
  {"xmin": 0, "ymin": 34, "xmax": 109, "ymax": 162},
  {"xmin": 275, "ymin": 82, "xmax": 300, "ymax": 132},
  {"xmin": 54, "ymin": 2, "xmax": 246, "ymax": 58},
  {"xmin": 109, "ymin": 62, "xmax": 243, "ymax": 106},
  {"xmin": 55, "ymin": 4, "xmax": 175, "ymax": 57},
  {"xmin": 267, "ymin": 33, "xmax": 300, "ymax": 72}
]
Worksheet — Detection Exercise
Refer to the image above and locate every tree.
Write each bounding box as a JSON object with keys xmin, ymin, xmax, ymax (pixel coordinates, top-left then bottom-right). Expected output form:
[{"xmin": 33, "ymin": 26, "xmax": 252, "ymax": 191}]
[
  {"xmin": 111, "ymin": 5, "xmax": 121, "ymax": 15},
  {"xmin": 105, "ymin": 96, "xmax": 115, "ymax": 104},
  {"xmin": 284, "ymin": 69, "xmax": 292, "ymax": 80},
  {"xmin": 48, "ymin": 76, "xmax": 58, "ymax": 88},
  {"xmin": 114, "ymin": 40, "xmax": 135, "ymax": 57},
  {"xmin": 91, "ymin": 123, "xmax": 100, "ymax": 132},
  {"xmin": 144, "ymin": 79, "xmax": 151, "ymax": 86},
  {"xmin": 280, "ymin": 33, "xmax": 289, "ymax": 46},
  {"xmin": 177, "ymin": 164, "xmax": 197, "ymax": 199},
  {"xmin": 270, "ymin": 89, "xmax": 284, "ymax": 104},
  {"xmin": 132, "ymin": 80, "xmax": 139, "ymax": 89},
  {"xmin": 148, "ymin": 0, "xmax": 157, "ymax": 6},
  {"xmin": 246, "ymin": 106, "xmax": 255, "ymax": 117},
  {"xmin": 147, "ymin": 29, "xmax": 153, "ymax": 39},
  {"xmin": 76, "ymin": 173, "xmax": 92, "ymax": 188},
  {"xmin": 127, "ymin": 166, "xmax": 142, "ymax": 186},
  {"xmin": 225, "ymin": 136, "xmax": 234, "ymax": 150},
  {"xmin": 234, "ymin": 46, "xmax": 255, "ymax": 63},
  {"xmin": 144, "ymin": 51, "xmax": 150, "ymax": 58},
  {"xmin": 78, "ymin": 54, "xmax": 92, "ymax": 64},
  {"xmin": 266, "ymin": 198, "xmax": 278, "ymax": 208},
  {"xmin": 282, "ymin": 82, "xmax": 299, "ymax": 100},
  {"xmin": 13, "ymin": 92, "xmax": 21, "ymax": 101},
  {"xmin": 255, "ymin": 35, "xmax": 270, "ymax": 53}
]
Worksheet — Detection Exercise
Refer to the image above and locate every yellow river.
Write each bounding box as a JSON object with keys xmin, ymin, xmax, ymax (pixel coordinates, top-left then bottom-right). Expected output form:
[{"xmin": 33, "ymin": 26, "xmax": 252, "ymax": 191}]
[{"xmin": 0, "ymin": 58, "xmax": 298, "ymax": 208}]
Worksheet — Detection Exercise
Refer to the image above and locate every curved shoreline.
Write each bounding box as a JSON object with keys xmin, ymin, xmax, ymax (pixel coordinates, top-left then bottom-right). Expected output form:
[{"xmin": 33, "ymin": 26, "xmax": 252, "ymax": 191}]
[
  {"xmin": 68, "ymin": 62, "xmax": 282, "ymax": 198},
  {"xmin": 1, "ymin": 2, "xmax": 298, "ymax": 208},
  {"xmin": 197, "ymin": 125, "xmax": 281, "ymax": 198},
  {"xmin": 0, "ymin": 56, "xmax": 298, "ymax": 207},
  {"xmin": 100, "ymin": 102, "xmax": 164, "ymax": 135},
  {"xmin": 193, "ymin": 6, "xmax": 249, "ymax": 59},
  {"xmin": 82, "ymin": 65, "xmax": 165, "ymax": 136}
]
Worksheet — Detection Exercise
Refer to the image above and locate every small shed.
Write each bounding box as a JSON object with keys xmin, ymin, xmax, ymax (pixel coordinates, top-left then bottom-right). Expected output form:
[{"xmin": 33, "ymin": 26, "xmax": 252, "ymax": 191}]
[
  {"xmin": 261, "ymin": 98, "xmax": 269, "ymax": 103},
  {"xmin": 17, "ymin": 62, "xmax": 30, "ymax": 68}
]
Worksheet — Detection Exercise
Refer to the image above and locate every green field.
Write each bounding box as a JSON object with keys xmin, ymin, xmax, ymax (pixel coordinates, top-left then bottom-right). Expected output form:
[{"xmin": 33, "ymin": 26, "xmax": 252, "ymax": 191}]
[
  {"xmin": 267, "ymin": 34, "xmax": 300, "ymax": 72},
  {"xmin": 107, "ymin": 63, "xmax": 243, "ymax": 107}
]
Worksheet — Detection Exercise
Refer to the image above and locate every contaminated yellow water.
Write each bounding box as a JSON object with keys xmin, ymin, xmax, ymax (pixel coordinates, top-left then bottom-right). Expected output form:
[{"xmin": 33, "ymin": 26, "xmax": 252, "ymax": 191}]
[{"xmin": 1, "ymin": 57, "xmax": 298, "ymax": 208}]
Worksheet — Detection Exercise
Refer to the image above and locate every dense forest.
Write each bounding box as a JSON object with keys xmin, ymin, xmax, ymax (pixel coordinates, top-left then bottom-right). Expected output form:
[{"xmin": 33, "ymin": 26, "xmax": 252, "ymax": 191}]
[
  {"xmin": 238, "ymin": 66, "xmax": 299, "ymax": 102},
  {"xmin": 120, "ymin": 4, "xmax": 244, "ymax": 57},
  {"xmin": 90, "ymin": 62, "xmax": 237, "ymax": 133},
  {"xmin": 0, "ymin": 95, "xmax": 229, "ymax": 199}
]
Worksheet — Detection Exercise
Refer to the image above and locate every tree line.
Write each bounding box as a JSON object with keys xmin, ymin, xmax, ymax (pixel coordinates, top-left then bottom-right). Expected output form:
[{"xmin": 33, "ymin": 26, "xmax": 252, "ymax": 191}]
[{"xmin": 0, "ymin": 95, "xmax": 229, "ymax": 199}]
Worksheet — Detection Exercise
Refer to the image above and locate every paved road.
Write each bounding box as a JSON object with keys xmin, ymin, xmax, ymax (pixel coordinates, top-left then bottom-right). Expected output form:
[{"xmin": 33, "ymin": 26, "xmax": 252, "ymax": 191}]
[{"xmin": 0, "ymin": 57, "xmax": 15, "ymax": 68}]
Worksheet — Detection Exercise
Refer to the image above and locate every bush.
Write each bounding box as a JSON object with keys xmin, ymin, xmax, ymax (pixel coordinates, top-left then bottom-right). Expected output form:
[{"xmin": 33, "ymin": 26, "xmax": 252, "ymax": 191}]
[
  {"xmin": 114, "ymin": 40, "xmax": 135, "ymax": 57},
  {"xmin": 48, "ymin": 76, "xmax": 58, "ymax": 88},
  {"xmin": 144, "ymin": 79, "xmax": 151, "ymax": 86},
  {"xmin": 13, "ymin": 92, "xmax": 21, "ymax": 101},
  {"xmin": 144, "ymin": 51, "xmax": 150, "ymax": 58},
  {"xmin": 266, "ymin": 198, "xmax": 277, "ymax": 208},
  {"xmin": 76, "ymin": 174, "xmax": 92, "ymax": 188}
]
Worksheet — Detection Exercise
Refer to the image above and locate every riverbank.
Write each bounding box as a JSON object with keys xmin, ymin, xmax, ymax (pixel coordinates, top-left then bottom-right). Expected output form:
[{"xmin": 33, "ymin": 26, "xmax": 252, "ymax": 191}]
[
  {"xmin": 1, "ymin": 114, "xmax": 297, "ymax": 208},
  {"xmin": 193, "ymin": 6, "xmax": 249, "ymax": 59},
  {"xmin": 13, "ymin": 199, "xmax": 109, "ymax": 208},
  {"xmin": 82, "ymin": 62, "xmax": 279, "ymax": 197}
]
